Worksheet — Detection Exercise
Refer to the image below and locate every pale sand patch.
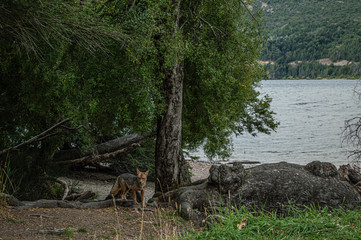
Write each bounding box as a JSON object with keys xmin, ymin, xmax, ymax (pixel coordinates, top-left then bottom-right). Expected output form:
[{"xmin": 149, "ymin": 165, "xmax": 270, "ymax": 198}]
[{"xmin": 59, "ymin": 160, "xmax": 217, "ymax": 202}]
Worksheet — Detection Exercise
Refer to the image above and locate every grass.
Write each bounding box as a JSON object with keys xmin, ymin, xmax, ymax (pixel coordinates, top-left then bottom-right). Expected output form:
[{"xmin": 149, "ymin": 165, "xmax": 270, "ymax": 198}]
[
  {"xmin": 64, "ymin": 227, "xmax": 75, "ymax": 238},
  {"xmin": 5, "ymin": 217, "xmax": 25, "ymax": 224},
  {"xmin": 180, "ymin": 204, "xmax": 361, "ymax": 240},
  {"xmin": 77, "ymin": 227, "xmax": 88, "ymax": 233}
]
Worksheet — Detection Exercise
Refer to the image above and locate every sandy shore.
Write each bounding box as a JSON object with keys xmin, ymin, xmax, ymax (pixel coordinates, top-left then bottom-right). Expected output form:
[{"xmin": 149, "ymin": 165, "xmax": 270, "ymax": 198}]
[{"xmin": 59, "ymin": 160, "xmax": 216, "ymax": 202}]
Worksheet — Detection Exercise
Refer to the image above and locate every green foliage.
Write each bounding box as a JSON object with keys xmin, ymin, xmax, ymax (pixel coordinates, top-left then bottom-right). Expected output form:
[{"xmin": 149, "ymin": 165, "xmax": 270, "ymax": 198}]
[
  {"xmin": 182, "ymin": 205, "xmax": 361, "ymax": 239},
  {"xmin": 64, "ymin": 227, "xmax": 75, "ymax": 238},
  {"xmin": 0, "ymin": 0, "xmax": 158, "ymax": 198},
  {"xmin": 180, "ymin": 1, "xmax": 278, "ymax": 160},
  {"xmin": 256, "ymin": 0, "xmax": 361, "ymax": 79}
]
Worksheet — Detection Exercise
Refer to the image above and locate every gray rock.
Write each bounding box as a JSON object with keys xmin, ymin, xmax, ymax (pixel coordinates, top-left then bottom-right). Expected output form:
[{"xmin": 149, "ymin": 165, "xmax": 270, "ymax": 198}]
[
  {"xmin": 233, "ymin": 161, "xmax": 360, "ymax": 210},
  {"xmin": 155, "ymin": 161, "xmax": 361, "ymax": 220},
  {"xmin": 208, "ymin": 163, "xmax": 245, "ymax": 194}
]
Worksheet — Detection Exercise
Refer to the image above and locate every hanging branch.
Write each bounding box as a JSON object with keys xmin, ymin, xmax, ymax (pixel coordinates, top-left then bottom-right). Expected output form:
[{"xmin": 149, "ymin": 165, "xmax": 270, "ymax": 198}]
[
  {"xmin": 0, "ymin": 119, "xmax": 70, "ymax": 156},
  {"xmin": 199, "ymin": 16, "xmax": 221, "ymax": 38},
  {"xmin": 238, "ymin": 0, "xmax": 259, "ymax": 24}
]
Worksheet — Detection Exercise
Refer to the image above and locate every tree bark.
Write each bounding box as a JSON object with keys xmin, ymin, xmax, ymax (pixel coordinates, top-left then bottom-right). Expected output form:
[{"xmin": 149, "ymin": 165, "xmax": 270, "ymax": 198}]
[{"xmin": 154, "ymin": 0, "xmax": 191, "ymax": 192}]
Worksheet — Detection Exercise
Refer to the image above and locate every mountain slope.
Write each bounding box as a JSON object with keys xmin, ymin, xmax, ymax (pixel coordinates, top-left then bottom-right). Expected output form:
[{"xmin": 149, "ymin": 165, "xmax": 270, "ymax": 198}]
[{"xmin": 256, "ymin": 0, "xmax": 361, "ymax": 79}]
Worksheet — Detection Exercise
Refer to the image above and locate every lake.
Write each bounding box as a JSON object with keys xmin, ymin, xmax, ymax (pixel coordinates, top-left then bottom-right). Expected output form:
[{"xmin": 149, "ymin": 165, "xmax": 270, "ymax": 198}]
[{"xmin": 194, "ymin": 79, "xmax": 361, "ymax": 167}]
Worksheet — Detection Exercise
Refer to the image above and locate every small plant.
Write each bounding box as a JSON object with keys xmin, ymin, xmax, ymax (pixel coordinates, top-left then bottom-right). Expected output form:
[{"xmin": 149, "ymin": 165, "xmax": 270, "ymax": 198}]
[
  {"xmin": 64, "ymin": 227, "xmax": 75, "ymax": 238},
  {"xmin": 77, "ymin": 227, "xmax": 87, "ymax": 233}
]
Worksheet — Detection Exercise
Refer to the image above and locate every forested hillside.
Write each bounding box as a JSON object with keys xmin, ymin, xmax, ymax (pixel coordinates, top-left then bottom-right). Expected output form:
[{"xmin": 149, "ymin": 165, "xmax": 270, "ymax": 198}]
[{"xmin": 256, "ymin": 0, "xmax": 361, "ymax": 79}]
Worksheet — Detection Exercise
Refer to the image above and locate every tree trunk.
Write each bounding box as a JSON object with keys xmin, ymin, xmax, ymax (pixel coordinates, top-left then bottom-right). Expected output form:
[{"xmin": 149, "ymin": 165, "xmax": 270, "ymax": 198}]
[
  {"xmin": 154, "ymin": 0, "xmax": 191, "ymax": 192},
  {"xmin": 155, "ymin": 62, "xmax": 190, "ymax": 192}
]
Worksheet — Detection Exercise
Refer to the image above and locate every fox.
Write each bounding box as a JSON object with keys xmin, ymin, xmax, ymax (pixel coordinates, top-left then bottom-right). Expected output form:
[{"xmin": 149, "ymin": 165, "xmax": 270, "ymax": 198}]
[{"xmin": 105, "ymin": 168, "xmax": 149, "ymax": 208}]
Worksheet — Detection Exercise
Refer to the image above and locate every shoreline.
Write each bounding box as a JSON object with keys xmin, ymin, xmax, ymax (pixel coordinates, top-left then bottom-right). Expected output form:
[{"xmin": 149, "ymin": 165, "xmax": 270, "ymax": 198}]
[
  {"xmin": 60, "ymin": 159, "xmax": 353, "ymax": 202},
  {"xmin": 264, "ymin": 78, "xmax": 361, "ymax": 80}
]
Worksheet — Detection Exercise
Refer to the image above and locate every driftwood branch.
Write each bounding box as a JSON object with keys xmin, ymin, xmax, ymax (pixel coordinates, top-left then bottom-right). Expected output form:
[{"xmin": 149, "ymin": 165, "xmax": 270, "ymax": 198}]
[
  {"xmin": 0, "ymin": 193, "xmax": 25, "ymax": 206},
  {"xmin": 53, "ymin": 133, "xmax": 145, "ymax": 162},
  {"xmin": 0, "ymin": 119, "xmax": 70, "ymax": 156},
  {"xmin": 37, "ymin": 229, "xmax": 66, "ymax": 235},
  {"xmin": 56, "ymin": 178, "xmax": 69, "ymax": 200},
  {"xmin": 65, "ymin": 191, "xmax": 95, "ymax": 201},
  {"xmin": 57, "ymin": 142, "xmax": 143, "ymax": 167},
  {"xmin": 2, "ymin": 192, "xmax": 137, "ymax": 209}
]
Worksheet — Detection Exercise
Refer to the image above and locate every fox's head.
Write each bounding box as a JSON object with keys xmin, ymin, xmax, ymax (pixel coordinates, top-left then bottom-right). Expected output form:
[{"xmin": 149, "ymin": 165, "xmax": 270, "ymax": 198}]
[{"xmin": 137, "ymin": 168, "xmax": 149, "ymax": 187}]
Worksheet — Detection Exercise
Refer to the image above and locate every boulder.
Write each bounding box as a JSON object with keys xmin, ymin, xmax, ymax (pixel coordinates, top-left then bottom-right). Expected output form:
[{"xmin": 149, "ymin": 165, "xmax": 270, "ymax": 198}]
[
  {"xmin": 153, "ymin": 161, "xmax": 361, "ymax": 220},
  {"xmin": 233, "ymin": 161, "xmax": 359, "ymax": 210}
]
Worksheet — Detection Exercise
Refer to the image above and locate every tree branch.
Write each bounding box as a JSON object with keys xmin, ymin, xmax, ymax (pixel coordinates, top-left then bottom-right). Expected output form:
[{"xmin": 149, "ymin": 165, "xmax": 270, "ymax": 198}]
[
  {"xmin": 342, "ymin": 116, "xmax": 361, "ymax": 161},
  {"xmin": 0, "ymin": 119, "xmax": 70, "ymax": 156},
  {"xmin": 57, "ymin": 142, "xmax": 144, "ymax": 168},
  {"xmin": 238, "ymin": 0, "xmax": 259, "ymax": 24},
  {"xmin": 199, "ymin": 16, "xmax": 220, "ymax": 38}
]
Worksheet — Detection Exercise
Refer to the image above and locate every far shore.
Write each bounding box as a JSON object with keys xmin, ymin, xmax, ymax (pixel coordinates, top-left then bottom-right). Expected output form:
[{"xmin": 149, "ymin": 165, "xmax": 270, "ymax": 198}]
[{"xmin": 263, "ymin": 78, "xmax": 361, "ymax": 81}]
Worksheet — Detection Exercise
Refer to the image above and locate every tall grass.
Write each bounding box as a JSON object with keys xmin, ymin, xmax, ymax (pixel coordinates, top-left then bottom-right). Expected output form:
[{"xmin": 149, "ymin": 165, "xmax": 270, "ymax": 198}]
[
  {"xmin": 0, "ymin": 157, "xmax": 21, "ymax": 196},
  {"xmin": 181, "ymin": 204, "xmax": 361, "ymax": 240}
]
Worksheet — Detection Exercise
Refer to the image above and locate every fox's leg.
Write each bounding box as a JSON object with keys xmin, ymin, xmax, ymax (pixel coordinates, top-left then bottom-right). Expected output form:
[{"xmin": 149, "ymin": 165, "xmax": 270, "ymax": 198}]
[
  {"xmin": 121, "ymin": 189, "xmax": 130, "ymax": 199},
  {"xmin": 141, "ymin": 189, "xmax": 146, "ymax": 208},
  {"xmin": 132, "ymin": 189, "xmax": 139, "ymax": 205},
  {"xmin": 119, "ymin": 180, "xmax": 128, "ymax": 199},
  {"xmin": 107, "ymin": 178, "xmax": 121, "ymax": 199}
]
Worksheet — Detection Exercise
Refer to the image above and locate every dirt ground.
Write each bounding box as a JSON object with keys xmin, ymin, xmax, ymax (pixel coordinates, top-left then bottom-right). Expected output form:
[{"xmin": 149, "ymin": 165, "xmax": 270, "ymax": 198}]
[
  {"xmin": 0, "ymin": 204, "xmax": 196, "ymax": 240},
  {"xmin": 0, "ymin": 161, "xmax": 214, "ymax": 240}
]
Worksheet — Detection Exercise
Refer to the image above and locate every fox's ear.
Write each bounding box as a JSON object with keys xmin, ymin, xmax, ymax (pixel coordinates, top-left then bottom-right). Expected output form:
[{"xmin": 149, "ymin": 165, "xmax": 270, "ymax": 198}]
[
  {"xmin": 137, "ymin": 168, "xmax": 140, "ymax": 174},
  {"xmin": 145, "ymin": 170, "xmax": 149, "ymax": 176}
]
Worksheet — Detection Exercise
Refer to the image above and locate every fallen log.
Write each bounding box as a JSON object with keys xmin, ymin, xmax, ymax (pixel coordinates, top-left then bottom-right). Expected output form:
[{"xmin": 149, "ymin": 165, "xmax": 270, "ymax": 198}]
[
  {"xmin": 53, "ymin": 134, "xmax": 145, "ymax": 162},
  {"xmin": 37, "ymin": 229, "xmax": 66, "ymax": 235},
  {"xmin": 0, "ymin": 193, "xmax": 24, "ymax": 207},
  {"xmin": 9, "ymin": 198, "xmax": 135, "ymax": 210},
  {"xmin": 1, "ymin": 192, "xmax": 138, "ymax": 209}
]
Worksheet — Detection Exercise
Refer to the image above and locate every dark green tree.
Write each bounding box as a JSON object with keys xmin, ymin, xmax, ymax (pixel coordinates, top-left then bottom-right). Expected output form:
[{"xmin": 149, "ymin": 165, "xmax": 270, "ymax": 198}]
[{"xmin": 98, "ymin": 0, "xmax": 278, "ymax": 191}]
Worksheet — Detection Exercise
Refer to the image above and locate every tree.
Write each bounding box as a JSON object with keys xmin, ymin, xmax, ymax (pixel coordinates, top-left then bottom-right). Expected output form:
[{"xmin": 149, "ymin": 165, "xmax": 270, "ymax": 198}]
[
  {"xmin": 98, "ymin": 0, "xmax": 278, "ymax": 192},
  {"xmin": 153, "ymin": 1, "xmax": 191, "ymax": 191}
]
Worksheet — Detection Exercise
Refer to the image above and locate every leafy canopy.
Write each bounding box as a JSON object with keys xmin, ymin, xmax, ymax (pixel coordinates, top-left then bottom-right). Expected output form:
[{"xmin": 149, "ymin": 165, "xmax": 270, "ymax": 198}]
[{"xmin": 98, "ymin": 0, "xmax": 278, "ymax": 159}]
